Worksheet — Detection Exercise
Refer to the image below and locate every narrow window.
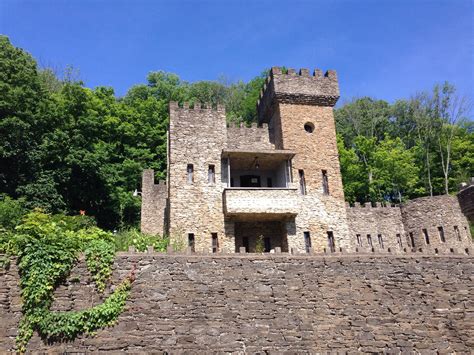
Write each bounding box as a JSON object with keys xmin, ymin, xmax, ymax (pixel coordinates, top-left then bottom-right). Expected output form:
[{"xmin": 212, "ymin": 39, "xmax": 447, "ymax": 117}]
[
  {"xmin": 454, "ymin": 226, "xmax": 461, "ymax": 241},
  {"xmin": 230, "ymin": 177, "xmax": 234, "ymax": 187},
  {"xmin": 422, "ymin": 228, "xmax": 430, "ymax": 245},
  {"xmin": 267, "ymin": 177, "xmax": 273, "ymax": 187},
  {"xmin": 327, "ymin": 231, "xmax": 336, "ymax": 252},
  {"xmin": 322, "ymin": 170, "xmax": 329, "ymax": 195},
  {"xmin": 367, "ymin": 234, "xmax": 373, "ymax": 248},
  {"xmin": 264, "ymin": 237, "xmax": 271, "ymax": 252},
  {"xmin": 188, "ymin": 233, "xmax": 195, "ymax": 252},
  {"xmin": 211, "ymin": 233, "xmax": 218, "ymax": 253},
  {"xmin": 378, "ymin": 234, "xmax": 384, "ymax": 249},
  {"xmin": 437, "ymin": 226, "xmax": 445, "ymax": 243},
  {"xmin": 304, "ymin": 231, "xmax": 312, "ymax": 253},
  {"xmin": 409, "ymin": 232, "xmax": 415, "ymax": 248},
  {"xmin": 187, "ymin": 164, "xmax": 194, "ymax": 184},
  {"xmin": 396, "ymin": 233, "xmax": 402, "ymax": 248},
  {"xmin": 208, "ymin": 164, "xmax": 215, "ymax": 184},
  {"xmin": 243, "ymin": 237, "xmax": 249, "ymax": 252},
  {"xmin": 356, "ymin": 234, "xmax": 362, "ymax": 247},
  {"xmin": 299, "ymin": 169, "xmax": 306, "ymax": 195}
]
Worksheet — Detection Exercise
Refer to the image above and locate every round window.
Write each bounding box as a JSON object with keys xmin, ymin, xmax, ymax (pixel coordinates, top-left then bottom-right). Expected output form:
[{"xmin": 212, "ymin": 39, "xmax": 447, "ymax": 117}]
[{"xmin": 304, "ymin": 122, "xmax": 314, "ymax": 133}]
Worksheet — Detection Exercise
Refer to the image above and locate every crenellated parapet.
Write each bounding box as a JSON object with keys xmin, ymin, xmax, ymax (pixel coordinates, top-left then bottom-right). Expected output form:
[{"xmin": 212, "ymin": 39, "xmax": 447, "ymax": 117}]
[
  {"xmin": 346, "ymin": 201, "xmax": 400, "ymax": 209},
  {"xmin": 257, "ymin": 66, "xmax": 340, "ymax": 123},
  {"xmin": 169, "ymin": 101, "xmax": 225, "ymax": 111}
]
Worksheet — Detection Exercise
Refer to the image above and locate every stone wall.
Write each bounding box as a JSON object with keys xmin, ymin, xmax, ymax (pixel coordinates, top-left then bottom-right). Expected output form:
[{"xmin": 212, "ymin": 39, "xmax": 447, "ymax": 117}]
[
  {"xmin": 401, "ymin": 195, "xmax": 472, "ymax": 252},
  {"xmin": 346, "ymin": 202, "xmax": 406, "ymax": 253},
  {"xmin": 345, "ymin": 196, "xmax": 472, "ymax": 253},
  {"xmin": 1, "ymin": 253, "xmax": 473, "ymax": 353},
  {"xmin": 226, "ymin": 123, "xmax": 274, "ymax": 150},
  {"xmin": 140, "ymin": 169, "xmax": 167, "ymax": 235},
  {"xmin": 458, "ymin": 182, "xmax": 474, "ymax": 224},
  {"xmin": 223, "ymin": 187, "xmax": 298, "ymax": 217}
]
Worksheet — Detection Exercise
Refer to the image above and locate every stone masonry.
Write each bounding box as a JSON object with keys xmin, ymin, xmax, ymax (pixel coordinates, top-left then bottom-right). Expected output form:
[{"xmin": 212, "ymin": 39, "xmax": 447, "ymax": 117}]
[
  {"xmin": 458, "ymin": 179, "xmax": 474, "ymax": 224},
  {"xmin": 1, "ymin": 252, "xmax": 473, "ymax": 352},
  {"xmin": 140, "ymin": 67, "xmax": 473, "ymax": 254}
]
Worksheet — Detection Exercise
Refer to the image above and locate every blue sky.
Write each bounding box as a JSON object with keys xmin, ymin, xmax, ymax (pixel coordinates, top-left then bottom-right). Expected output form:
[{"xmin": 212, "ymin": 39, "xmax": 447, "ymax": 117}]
[{"xmin": 1, "ymin": 0, "xmax": 472, "ymax": 104}]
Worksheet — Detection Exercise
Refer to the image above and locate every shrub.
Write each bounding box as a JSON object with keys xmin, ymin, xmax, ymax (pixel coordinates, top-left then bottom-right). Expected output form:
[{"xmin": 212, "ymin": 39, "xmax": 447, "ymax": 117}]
[
  {"xmin": 114, "ymin": 227, "xmax": 169, "ymax": 252},
  {"xmin": 0, "ymin": 195, "xmax": 27, "ymax": 231}
]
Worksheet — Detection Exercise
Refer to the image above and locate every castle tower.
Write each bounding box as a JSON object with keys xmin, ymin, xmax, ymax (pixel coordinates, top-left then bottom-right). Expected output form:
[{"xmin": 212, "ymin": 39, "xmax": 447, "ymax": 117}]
[
  {"xmin": 166, "ymin": 102, "xmax": 230, "ymax": 252},
  {"xmin": 257, "ymin": 67, "xmax": 351, "ymax": 252}
]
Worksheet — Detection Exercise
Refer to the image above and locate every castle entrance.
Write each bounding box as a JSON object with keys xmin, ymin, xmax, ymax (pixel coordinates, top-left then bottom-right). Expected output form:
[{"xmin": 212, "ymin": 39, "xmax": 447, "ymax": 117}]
[{"xmin": 234, "ymin": 220, "xmax": 288, "ymax": 253}]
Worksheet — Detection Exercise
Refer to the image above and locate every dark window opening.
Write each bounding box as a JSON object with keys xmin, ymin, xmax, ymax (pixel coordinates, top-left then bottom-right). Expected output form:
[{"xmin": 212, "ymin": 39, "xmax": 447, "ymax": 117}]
[
  {"xmin": 367, "ymin": 234, "xmax": 373, "ymax": 248},
  {"xmin": 409, "ymin": 232, "xmax": 415, "ymax": 248},
  {"xmin": 327, "ymin": 231, "xmax": 336, "ymax": 253},
  {"xmin": 243, "ymin": 237, "xmax": 249, "ymax": 252},
  {"xmin": 208, "ymin": 165, "xmax": 215, "ymax": 184},
  {"xmin": 396, "ymin": 234, "xmax": 402, "ymax": 248},
  {"xmin": 304, "ymin": 231, "xmax": 312, "ymax": 253},
  {"xmin": 304, "ymin": 122, "xmax": 314, "ymax": 133},
  {"xmin": 322, "ymin": 170, "xmax": 329, "ymax": 195},
  {"xmin": 356, "ymin": 234, "xmax": 362, "ymax": 247},
  {"xmin": 437, "ymin": 226, "xmax": 445, "ymax": 243},
  {"xmin": 188, "ymin": 233, "xmax": 195, "ymax": 252},
  {"xmin": 264, "ymin": 237, "xmax": 271, "ymax": 252},
  {"xmin": 187, "ymin": 164, "xmax": 194, "ymax": 184},
  {"xmin": 454, "ymin": 226, "xmax": 461, "ymax": 241},
  {"xmin": 267, "ymin": 177, "xmax": 273, "ymax": 187},
  {"xmin": 422, "ymin": 229, "xmax": 430, "ymax": 245},
  {"xmin": 212, "ymin": 233, "xmax": 218, "ymax": 253},
  {"xmin": 230, "ymin": 177, "xmax": 234, "ymax": 187},
  {"xmin": 240, "ymin": 175, "xmax": 261, "ymax": 187},
  {"xmin": 378, "ymin": 234, "xmax": 384, "ymax": 249},
  {"xmin": 299, "ymin": 170, "xmax": 306, "ymax": 195}
]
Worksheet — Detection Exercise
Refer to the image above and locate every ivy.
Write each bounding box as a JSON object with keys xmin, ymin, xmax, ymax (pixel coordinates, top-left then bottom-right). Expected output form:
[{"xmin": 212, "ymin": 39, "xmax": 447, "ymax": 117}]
[
  {"xmin": 0, "ymin": 210, "xmax": 133, "ymax": 353},
  {"xmin": 85, "ymin": 238, "xmax": 115, "ymax": 293}
]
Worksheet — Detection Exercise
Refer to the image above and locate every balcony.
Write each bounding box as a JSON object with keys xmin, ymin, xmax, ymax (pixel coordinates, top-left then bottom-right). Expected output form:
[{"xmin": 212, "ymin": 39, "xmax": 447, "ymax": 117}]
[{"xmin": 223, "ymin": 187, "xmax": 299, "ymax": 220}]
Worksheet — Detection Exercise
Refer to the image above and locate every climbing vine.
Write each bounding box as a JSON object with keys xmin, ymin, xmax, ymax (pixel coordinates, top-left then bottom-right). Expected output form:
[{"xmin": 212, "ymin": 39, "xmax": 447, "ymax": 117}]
[{"xmin": 0, "ymin": 211, "xmax": 133, "ymax": 353}]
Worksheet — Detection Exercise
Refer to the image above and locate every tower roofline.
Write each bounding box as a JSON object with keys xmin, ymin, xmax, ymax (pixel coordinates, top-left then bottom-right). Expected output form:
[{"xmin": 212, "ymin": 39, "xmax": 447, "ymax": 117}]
[{"xmin": 257, "ymin": 66, "xmax": 340, "ymax": 123}]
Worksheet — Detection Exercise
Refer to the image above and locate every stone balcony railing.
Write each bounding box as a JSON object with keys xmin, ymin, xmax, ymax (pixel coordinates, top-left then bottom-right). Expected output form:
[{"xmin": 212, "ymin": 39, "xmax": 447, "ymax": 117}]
[{"xmin": 223, "ymin": 187, "xmax": 299, "ymax": 219}]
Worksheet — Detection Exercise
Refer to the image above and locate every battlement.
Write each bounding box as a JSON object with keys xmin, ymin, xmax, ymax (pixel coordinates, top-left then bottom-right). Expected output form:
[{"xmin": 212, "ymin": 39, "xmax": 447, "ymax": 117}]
[
  {"xmin": 346, "ymin": 201, "xmax": 400, "ymax": 209},
  {"xmin": 257, "ymin": 66, "xmax": 340, "ymax": 123},
  {"xmin": 226, "ymin": 122, "xmax": 269, "ymax": 129},
  {"xmin": 117, "ymin": 245, "xmax": 472, "ymax": 257},
  {"xmin": 169, "ymin": 101, "xmax": 225, "ymax": 112}
]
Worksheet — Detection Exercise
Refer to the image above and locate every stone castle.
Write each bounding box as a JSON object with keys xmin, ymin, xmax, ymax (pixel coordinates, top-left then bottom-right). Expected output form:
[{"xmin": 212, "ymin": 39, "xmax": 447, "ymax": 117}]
[{"xmin": 140, "ymin": 67, "xmax": 473, "ymax": 254}]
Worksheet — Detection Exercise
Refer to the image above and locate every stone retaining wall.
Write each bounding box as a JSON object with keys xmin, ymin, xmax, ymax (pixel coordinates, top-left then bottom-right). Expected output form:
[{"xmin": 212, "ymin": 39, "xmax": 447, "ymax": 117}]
[{"xmin": 1, "ymin": 253, "xmax": 473, "ymax": 353}]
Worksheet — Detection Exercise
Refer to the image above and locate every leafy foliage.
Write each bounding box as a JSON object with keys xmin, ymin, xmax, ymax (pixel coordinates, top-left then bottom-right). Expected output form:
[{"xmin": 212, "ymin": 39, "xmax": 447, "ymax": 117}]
[
  {"xmin": 336, "ymin": 93, "xmax": 472, "ymax": 203},
  {"xmin": 255, "ymin": 235, "xmax": 265, "ymax": 253},
  {"xmin": 114, "ymin": 227, "xmax": 169, "ymax": 252},
  {"xmin": 0, "ymin": 210, "xmax": 133, "ymax": 353}
]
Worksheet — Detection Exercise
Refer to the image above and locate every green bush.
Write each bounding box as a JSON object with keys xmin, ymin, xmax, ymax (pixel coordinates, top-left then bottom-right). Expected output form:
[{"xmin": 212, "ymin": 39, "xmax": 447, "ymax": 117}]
[
  {"xmin": 0, "ymin": 195, "xmax": 27, "ymax": 231},
  {"xmin": 114, "ymin": 227, "xmax": 169, "ymax": 252}
]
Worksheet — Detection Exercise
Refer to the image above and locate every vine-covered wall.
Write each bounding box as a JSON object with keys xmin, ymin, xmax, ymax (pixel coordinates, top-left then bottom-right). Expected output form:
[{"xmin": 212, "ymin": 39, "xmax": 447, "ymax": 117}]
[{"xmin": 1, "ymin": 253, "xmax": 473, "ymax": 353}]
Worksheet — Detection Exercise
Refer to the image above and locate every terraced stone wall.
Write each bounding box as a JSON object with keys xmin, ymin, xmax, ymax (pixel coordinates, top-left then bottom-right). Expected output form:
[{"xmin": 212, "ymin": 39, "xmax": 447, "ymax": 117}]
[{"xmin": 1, "ymin": 253, "xmax": 473, "ymax": 353}]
